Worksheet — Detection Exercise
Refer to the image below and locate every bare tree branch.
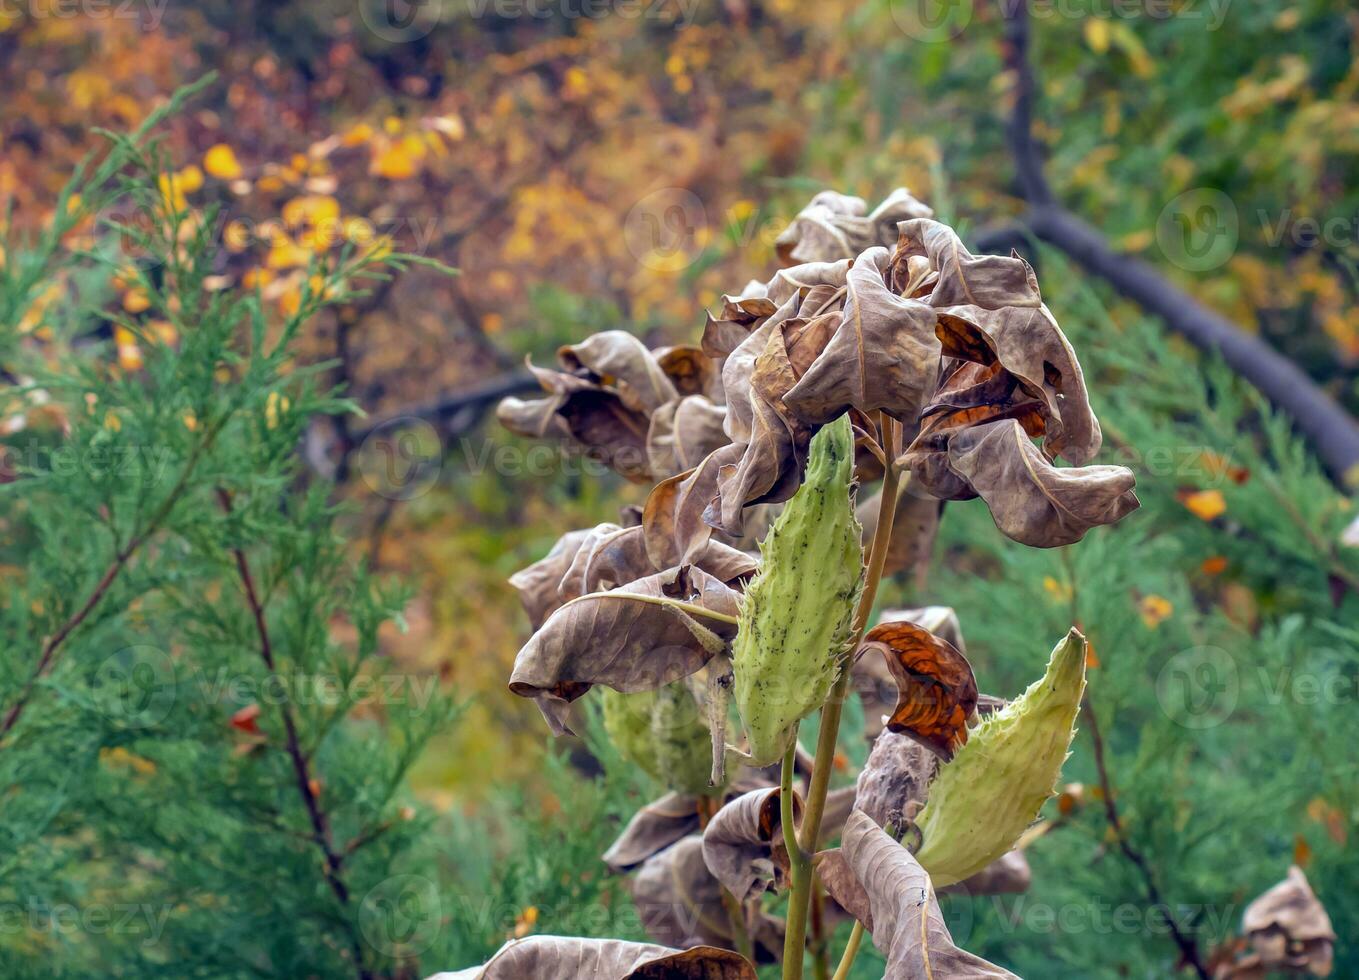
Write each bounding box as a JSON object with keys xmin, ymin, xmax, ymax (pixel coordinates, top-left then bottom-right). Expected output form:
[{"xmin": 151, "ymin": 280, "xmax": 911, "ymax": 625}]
[{"xmin": 994, "ymin": 0, "xmax": 1359, "ymax": 490}]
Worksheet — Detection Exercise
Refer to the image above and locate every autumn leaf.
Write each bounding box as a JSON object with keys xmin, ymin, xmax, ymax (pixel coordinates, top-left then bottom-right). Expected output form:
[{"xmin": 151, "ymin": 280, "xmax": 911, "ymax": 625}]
[
  {"xmin": 1180, "ymin": 488, "xmax": 1227, "ymax": 521},
  {"xmin": 817, "ymin": 811, "xmax": 1019, "ymax": 979},
  {"xmin": 508, "ymin": 565, "xmax": 740, "ymax": 735},
  {"xmin": 859, "ymin": 619, "xmax": 979, "ymax": 760},
  {"xmin": 203, "ymin": 143, "xmax": 244, "ymax": 180},
  {"xmin": 1216, "ymin": 866, "xmax": 1336, "ymax": 978},
  {"xmin": 699, "ymin": 786, "xmax": 800, "ymax": 901},
  {"xmin": 431, "ymin": 935, "xmax": 756, "ymax": 979}
]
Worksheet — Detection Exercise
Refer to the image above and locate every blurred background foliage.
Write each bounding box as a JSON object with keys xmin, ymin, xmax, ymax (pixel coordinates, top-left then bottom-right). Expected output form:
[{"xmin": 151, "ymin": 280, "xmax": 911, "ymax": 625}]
[{"xmin": 2, "ymin": 0, "xmax": 1358, "ymax": 975}]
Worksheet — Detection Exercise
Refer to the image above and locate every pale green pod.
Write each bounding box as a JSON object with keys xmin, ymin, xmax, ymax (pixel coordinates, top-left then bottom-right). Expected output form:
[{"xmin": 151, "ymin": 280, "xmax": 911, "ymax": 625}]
[
  {"xmin": 914, "ymin": 628, "xmax": 1087, "ymax": 886},
  {"xmin": 731, "ymin": 414, "xmax": 864, "ymax": 766},
  {"xmin": 600, "ymin": 682, "xmax": 715, "ymax": 796}
]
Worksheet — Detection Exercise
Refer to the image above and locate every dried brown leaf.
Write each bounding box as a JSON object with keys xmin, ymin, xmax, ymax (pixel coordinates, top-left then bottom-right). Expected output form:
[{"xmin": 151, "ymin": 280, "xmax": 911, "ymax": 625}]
[
  {"xmin": 820, "ymin": 811, "xmax": 1019, "ymax": 979},
  {"xmin": 508, "ymin": 566, "xmax": 741, "ymax": 735},
  {"xmin": 783, "ymin": 248, "xmax": 940, "ymax": 426},
  {"xmin": 859, "ymin": 620, "xmax": 979, "ymax": 760},
  {"xmin": 434, "ymin": 935, "xmax": 756, "ymax": 980},
  {"xmin": 700, "ymin": 787, "xmax": 801, "ymax": 901},
  {"xmin": 946, "ymin": 419, "xmax": 1140, "ymax": 548}
]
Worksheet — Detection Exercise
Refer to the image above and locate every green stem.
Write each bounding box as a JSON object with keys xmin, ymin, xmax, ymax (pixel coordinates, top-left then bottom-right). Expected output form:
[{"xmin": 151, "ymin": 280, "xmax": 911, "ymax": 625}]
[
  {"xmin": 831, "ymin": 922, "xmax": 865, "ymax": 980},
  {"xmin": 780, "ymin": 738, "xmax": 809, "ymax": 978},
  {"xmin": 831, "ymin": 822, "xmax": 901, "ymax": 980},
  {"xmin": 782, "ymin": 417, "xmax": 903, "ymax": 980}
]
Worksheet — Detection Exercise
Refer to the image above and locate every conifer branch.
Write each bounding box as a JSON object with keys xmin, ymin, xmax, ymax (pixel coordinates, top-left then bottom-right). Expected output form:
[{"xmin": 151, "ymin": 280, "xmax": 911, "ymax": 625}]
[
  {"xmin": 1, "ymin": 422, "xmax": 222, "ymax": 738},
  {"xmin": 216, "ymin": 487, "xmax": 373, "ymax": 980}
]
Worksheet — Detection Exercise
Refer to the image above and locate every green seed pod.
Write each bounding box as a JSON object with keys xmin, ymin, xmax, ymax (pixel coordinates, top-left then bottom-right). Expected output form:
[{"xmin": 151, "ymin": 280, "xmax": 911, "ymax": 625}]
[
  {"xmin": 732, "ymin": 414, "xmax": 864, "ymax": 766},
  {"xmin": 913, "ymin": 628, "xmax": 1087, "ymax": 886},
  {"xmin": 600, "ymin": 682, "xmax": 715, "ymax": 796}
]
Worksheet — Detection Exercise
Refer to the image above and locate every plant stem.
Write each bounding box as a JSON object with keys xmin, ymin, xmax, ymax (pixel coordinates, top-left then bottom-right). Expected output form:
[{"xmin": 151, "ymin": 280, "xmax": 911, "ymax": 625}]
[
  {"xmin": 782, "ymin": 417, "xmax": 903, "ymax": 980},
  {"xmin": 831, "ymin": 922, "xmax": 865, "ymax": 980},
  {"xmin": 780, "ymin": 738, "xmax": 809, "ymax": 978}
]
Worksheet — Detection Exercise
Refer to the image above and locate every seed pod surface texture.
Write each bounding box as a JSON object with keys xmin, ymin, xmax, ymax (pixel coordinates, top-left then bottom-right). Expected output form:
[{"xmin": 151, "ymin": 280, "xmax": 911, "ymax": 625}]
[
  {"xmin": 914, "ymin": 628, "xmax": 1087, "ymax": 886},
  {"xmin": 732, "ymin": 414, "xmax": 864, "ymax": 766},
  {"xmin": 601, "ymin": 682, "xmax": 715, "ymax": 795}
]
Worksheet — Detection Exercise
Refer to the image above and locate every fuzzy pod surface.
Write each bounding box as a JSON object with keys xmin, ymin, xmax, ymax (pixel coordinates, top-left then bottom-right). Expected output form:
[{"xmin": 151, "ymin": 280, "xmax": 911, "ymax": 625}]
[
  {"xmin": 600, "ymin": 682, "xmax": 715, "ymax": 795},
  {"xmin": 731, "ymin": 414, "xmax": 864, "ymax": 767},
  {"xmin": 913, "ymin": 628, "xmax": 1087, "ymax": 886}
]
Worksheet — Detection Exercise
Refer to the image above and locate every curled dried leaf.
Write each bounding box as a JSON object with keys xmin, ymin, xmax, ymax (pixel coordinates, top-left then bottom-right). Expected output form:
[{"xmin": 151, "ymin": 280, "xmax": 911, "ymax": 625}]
[
  {"xmin": 508, "ymin": 566, "xmax": 740, "ymax": 735},
  {"xmin": 854, "ymin": 728, "xmax": 938, "ymax": 833},
  {"xmin": 1219, "ymin": 866, "xmax": 1336, "ymax": 978},
  {"xmin": 782, "ymin": 248, "xmax": 940, "ymax": 427},
  {"xmin": 700, "ymin": 787, "xmax": 802, "ymax": 902},
  {"xmin": 647, "ymin": 395, "xmax": 730, "ymax": 479},
  {"xmin": 819, "ymin": 811, "xmax": 1018, "ymax": 979},
  {"xmin": 632, "ymin": 837, "xmax": 784, "ymax": 962},
  {"xmin": 859, "ymin": 620, "xmax": 979, "ymax": 760},
  {"xmin": 604, "ymin": 793, "xmax": 705, "ymax": 873},
  {"xmin": 776, "ymin": 188, "xmax": 932, "ymax": 266},
  {"xmin": 507, "ymin": 528, "xmax": 597, "ymax": 630},
  {"xmin": 945, "ymin": 419, "xmax": 1140, "ymax": 548},
  {"xmin": 432, "ymin": 935, "xmax": 756, "ymax": 980}
]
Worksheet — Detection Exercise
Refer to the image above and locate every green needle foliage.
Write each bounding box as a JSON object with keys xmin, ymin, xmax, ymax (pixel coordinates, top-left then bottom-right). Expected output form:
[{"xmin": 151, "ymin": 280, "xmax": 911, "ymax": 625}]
[{"xmin": 0, "ymin": 87, "xmax": 457, "ymax": 978}]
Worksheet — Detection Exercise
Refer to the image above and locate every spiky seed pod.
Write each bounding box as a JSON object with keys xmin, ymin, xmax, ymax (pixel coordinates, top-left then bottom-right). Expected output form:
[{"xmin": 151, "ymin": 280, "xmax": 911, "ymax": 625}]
[
  {"xmin": 600, "ymin": 682, "xmax": 716, "ymax": 796},
  {"xmin": 913, "ymin": 628, "xmax": 1087, "ymax": 886},
  {"xmin": 731, "ymin": 414, "xmax": 864, "ymax": 767}
]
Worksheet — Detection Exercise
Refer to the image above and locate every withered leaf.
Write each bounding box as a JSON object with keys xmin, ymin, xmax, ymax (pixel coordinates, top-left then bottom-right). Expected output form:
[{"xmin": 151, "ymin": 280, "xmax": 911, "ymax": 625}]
[
  {"xmin": 764, "ymin": 259, "xmax": 851, "ymax": 308},
  {"xmin": 935, "ymin": 301, "xmax": 1101, "ymax": 464},
  {"xmin": 559, "ymin": 330, "xmax": 679, "ymax": 414},
  {"xmin": 859, "ymin": 619, "xmax": 979, "ymax": 760},
  {"xmin": 643, "ymin": 445, "xmax": 744, "ymax": 567},
  {"xmin": 604, "ymin": 793, "xmax": 704, "ymax": 873},
  {"xmin": 603, "ymin": 772, "xmax": 778, "ymax": 873},
  {"xmin": 654, "ymin": 344, "xmax": 722, "ymax": 401},
  {"xmin": 895, "ymin": 218, "xmax": 1041, "ymax": 312},
  {"xmin": 783, "ymin": 248, "xmax": 940, "ymax": 426},
  {"xmin": 705, "ymin": 393, "xmax": 804, "ymax": 537},
  {"xmin": 819, "ymin": 811, "xmax": 1019, "ymax": 979},
  {"xmin": 557, "ymin": 522, "xmax": 628, "ymax": 602},
  {"xmin": 854, "ymin": 728, "xmax": 938, "ymax": 833},
  {"xmin": 852, "ymin": 608, "xmax": 967, "ymax": 745},
  {"xmin": 432, "ymin": 935, "xmax": 756, "ymax": 980},
  {"xmin": 700, "ymin": 787, "xmax": 801, "ymax": 902},
  {"xmin": 776, "ymin": 189, "xmax": 933, "ymax": 266},
  {"xmin": 704, "ymin": 292, "xmax": 778, "ymax": 363},
  {"xmin": 646, "ymin": 395, "xmax": 730, "ymax": 479},
  {"xmin": 509, "ymin": 566, "xmax": 741, "ymax": 735},
  {"xmin": 945, "ymin": 418, "xmax": 1140, "ymax": 548},
  {"xmin": 507, "ymin": 528, "xmax": 596, "ymax": 630},
  {"xmin": 1220, "ymin": 866, "xmax": 1336, "ymax": 978},
  {"xmin": 632, "ymin": 837, "xmax": 783, "ymax": 961}
]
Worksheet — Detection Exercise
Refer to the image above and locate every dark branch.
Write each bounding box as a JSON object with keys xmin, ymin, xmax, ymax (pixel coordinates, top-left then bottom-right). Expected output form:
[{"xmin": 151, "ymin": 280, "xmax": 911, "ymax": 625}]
[
  {"xmin": 348, "ymin": 370, "xmax": 540, "ymax": 444},
  {"xmin": 995, "ymin": 0, "xmax": 1359, "ymax": 489},
  {"xmin": 216, "ymin": 488, "xmax": 373, "ymax": 980},
  {"xmin": 1083, "ymin": 693, "xmax": 1211, "ymax": 980}
]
